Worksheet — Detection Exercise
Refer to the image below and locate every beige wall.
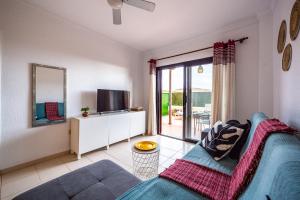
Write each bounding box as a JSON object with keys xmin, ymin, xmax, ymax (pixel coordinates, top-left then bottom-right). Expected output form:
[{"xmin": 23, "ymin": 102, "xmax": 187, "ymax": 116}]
[
  {"xmin": 0, "ymin": 31, "xmax": 2, "ymax": 156},
  {"xmin": 258, "ymin": 11, "xmax": 273, "ymax": 117},
  {"xmin": 0, "ymin": 0, "xmax": 144, "ymax": 170},
  {"xmin": 273, "ymin": 0, "xmax": 300, "ymax": 130}
]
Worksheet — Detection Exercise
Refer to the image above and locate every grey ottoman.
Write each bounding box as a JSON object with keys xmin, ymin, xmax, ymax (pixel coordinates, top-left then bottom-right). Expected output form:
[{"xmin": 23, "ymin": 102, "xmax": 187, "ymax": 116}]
[{"xmin": 13, "ymin": 160, "xmax": 141, "ymax": 200}]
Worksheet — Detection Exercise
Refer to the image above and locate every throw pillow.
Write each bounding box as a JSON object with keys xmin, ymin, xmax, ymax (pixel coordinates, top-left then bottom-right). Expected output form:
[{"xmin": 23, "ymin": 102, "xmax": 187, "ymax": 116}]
[
  {"xmin": 58, "ymin": 103, "xmax": 65, "ymax": 117},
  {"xmin": 228, "ymin": 120, "xmax": 252, "ymax": 159},
  {"xmin": 201, "ymin": 121, "xmax": 222, "ymax": 147},
  {"xmin": 36, "ymin": 103, "xmax": 46, "ymax": 119},
  {"xmin": 201, "ymin": 120, "xmax": 251, "ymax": 161}
]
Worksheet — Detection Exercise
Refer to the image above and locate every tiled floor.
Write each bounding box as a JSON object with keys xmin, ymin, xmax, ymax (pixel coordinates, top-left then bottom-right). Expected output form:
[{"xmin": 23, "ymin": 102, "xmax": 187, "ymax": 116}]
[{"xmin": 0, "ymin": 135, "xmax": 195, "ymax": 200}]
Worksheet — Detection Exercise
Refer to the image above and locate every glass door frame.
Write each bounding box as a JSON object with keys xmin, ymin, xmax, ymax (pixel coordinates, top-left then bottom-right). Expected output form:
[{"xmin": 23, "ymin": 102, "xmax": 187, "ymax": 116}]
[{"xmin": 156, "ymin": 57, "xmax": 213, "ymax": 143}]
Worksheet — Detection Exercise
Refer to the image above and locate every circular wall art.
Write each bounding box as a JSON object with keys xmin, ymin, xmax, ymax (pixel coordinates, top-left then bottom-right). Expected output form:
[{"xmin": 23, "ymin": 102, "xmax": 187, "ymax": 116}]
[
  {"xmin": 290, "ymin": 0, "xmax": 300, "ymax": 41},
  {"xmin": 282, "ymin": 43, "xmax": 292, "ymax": 72},
  {"xmin": 277, "ymin": 20, "xmax": 287, "ymax": 53}
]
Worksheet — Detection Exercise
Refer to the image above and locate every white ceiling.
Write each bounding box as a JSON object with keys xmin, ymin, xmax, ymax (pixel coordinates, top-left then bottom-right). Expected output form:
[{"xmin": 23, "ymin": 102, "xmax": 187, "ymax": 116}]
[{"xmin": 23, "ymin": 0, "xmax": 273, "ymax": 51}]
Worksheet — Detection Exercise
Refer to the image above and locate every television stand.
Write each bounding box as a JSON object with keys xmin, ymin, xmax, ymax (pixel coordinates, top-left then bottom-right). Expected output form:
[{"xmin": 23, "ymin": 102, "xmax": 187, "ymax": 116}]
[
  {"xmin": 71, "ymin": 110, "xmax": 146, "ymax": 159},
  {"xmin": 98, "ymin": 109, "xmax": 130, "ymax": 115}
]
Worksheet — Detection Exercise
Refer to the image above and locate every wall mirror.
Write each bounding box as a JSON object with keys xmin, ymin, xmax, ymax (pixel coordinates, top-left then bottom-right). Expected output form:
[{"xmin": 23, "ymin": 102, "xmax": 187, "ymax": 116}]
[{"xmin": 32, "ymin": 64, "xmax": 66, "ymax": 127}]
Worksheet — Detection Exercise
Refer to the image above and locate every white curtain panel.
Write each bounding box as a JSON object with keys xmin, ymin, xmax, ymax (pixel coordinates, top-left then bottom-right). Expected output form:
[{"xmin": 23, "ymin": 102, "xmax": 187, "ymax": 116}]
[
  {"xmin": 212, "ymin": 40, "xmax": 236, "ymax": 124},
  {"xmin": 147, "ymin": 60, "xmax": 157, "ymax": 135}
]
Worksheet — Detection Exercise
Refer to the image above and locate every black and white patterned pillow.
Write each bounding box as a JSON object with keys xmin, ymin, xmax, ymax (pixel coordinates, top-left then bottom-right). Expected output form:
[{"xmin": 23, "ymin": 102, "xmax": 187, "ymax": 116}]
[
  {"xmin": 227, "ymin": 120, "xmax": 251, "ymax": 159},
  {"xmin": 201, "ymin": 120, "xmax": 251, "ymax": 161}
]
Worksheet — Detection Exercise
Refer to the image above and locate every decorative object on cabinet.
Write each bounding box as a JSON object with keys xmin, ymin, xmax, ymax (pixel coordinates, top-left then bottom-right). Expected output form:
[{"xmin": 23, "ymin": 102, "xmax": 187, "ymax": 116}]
[
  {"xmin": 81, "ymin": 107, "xmax": 90, "ymax": 117},
  {"xmin": 130, "ymin": 107, "xmax": 144, "ymax": 111},
  {"xmin": 290, "ymin": 0, "xmax": 300, "ymax": 41},
  {"xmin": 282, "ymin": 43, "xmax": 292, "ymax": 72},
  {"xmin": 277, "ymin": 20, "xmax": 287, "ymax": 53}
]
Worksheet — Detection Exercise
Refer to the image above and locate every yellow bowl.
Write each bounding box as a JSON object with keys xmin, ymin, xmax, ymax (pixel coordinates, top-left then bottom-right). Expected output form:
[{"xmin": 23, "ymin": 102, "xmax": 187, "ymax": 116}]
[{"xmin": 134, "ymin": 141, "xmax": 157, "ymax": 151}]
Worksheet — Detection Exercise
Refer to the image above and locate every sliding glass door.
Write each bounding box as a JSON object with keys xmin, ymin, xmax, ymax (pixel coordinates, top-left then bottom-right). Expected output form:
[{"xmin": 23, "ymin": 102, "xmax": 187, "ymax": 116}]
[
  {"xmin": 157, "ymin": 57, "xmax": 213, "ymax": 142},
  {"xmin": 158, "ymin": 67, "xmax": 184, "ymax": 140},
  {"xmin": 185, "ymin": 63, "xmax": 213, "ymax": 141}
]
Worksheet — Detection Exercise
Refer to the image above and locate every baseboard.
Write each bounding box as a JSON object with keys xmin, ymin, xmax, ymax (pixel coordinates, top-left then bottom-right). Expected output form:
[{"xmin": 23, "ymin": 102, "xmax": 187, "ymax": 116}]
[{"xmin": 0, "ymin": 150, "xmax": 70, "ymax": 175}]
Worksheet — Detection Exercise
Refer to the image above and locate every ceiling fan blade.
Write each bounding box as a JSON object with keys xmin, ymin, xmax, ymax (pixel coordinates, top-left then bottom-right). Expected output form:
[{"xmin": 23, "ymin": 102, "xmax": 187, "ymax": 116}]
[
  {"xmin": 123, "ymin": 0, "xmax": 155, "ymax": 12},
  {"xmin": 112, "ymin": 9, "xmax": 122, "ymax": 25}
]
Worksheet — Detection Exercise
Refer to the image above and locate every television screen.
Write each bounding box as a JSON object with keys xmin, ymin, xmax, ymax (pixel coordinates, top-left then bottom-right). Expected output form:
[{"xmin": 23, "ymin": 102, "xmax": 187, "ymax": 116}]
[{"xmin": 97, "ymin": 89, "xmax": 129, "ymax": 113}]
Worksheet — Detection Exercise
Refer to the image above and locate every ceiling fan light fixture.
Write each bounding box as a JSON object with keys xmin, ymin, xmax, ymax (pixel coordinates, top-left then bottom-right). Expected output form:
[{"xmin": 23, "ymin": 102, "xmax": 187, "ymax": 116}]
[
  {"xmin": 197, "ymin": 66, "xmax": 204, "ymax": 74},
  {"xmin": 107, "ymin": 0, "xmax": 156, "ymax": 25},
  {"xmin": 107, "ymin": 0, "xmax": 123, "ymax": 9}
]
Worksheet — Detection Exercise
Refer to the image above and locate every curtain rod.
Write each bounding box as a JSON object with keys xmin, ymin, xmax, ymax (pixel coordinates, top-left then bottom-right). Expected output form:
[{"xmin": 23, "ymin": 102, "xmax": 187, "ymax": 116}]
[{"xmin": 150, "ymin": 37, "xmax": 248, "ymax": 62}]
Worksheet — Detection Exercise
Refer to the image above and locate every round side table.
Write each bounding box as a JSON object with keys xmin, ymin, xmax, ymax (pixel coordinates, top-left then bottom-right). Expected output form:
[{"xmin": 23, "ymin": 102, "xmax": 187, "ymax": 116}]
[{"xmin": 132, "ymin": 144, "xmax": 160, "ymax": 179}]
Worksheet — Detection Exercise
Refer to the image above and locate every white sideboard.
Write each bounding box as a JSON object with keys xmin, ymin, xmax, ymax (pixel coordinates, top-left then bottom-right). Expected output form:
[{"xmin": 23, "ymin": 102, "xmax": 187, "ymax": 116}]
[{"xmin": 71, "ymin": 111, "xmax": 146, "ymax": 159}]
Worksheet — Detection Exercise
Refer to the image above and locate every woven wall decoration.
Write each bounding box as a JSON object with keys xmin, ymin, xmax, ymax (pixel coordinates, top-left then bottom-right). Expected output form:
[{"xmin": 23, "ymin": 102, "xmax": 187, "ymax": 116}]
[
  {"xmin": 290, "ymin": 0, "xmax": 300, "ymax": 40},
  {"xmin": 282, "ymin": 43, "xmax": 292, "ymax": 71},
  {"xmin": 278, "ymin": 20, "xmax": 287, "ymax": 53}
]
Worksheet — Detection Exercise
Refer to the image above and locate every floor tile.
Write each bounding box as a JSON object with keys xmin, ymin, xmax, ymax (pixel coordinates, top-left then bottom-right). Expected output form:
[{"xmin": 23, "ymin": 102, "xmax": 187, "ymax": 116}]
[
  {"xmin": 105, "ymin": 150, "xmax": 133, "ymax": 167},
  {"xmin": 159, "ymin": 154, "xmax": 170, "ymax": 165},
  {"xmin": 1, "ymin": 166, "xmax": 37, "ymax": 185},
  {"xmin": 85, "ymin": 150, "xmax": 132, "ymax": 173},
  {"xmin": 181, "ymin": 143, "xmax": 196, "ymax": 153},
  {"xmin": 85, "ymin": 150, "xmax": 113, "ymax": 163},
  {"xmin": 35, "ymin": 158, "xmax": 70, "ymax": 182},
  {"xmin": 171, "ymin": 150, "xmax": 186, "ymax": 160},
  {"xmin": 60, "ymin": 155, "xmax": 93, "ymax": 171},
  {"xmin": 1, "ymin": 172, "xmax": 41, "ymax": 199},
  {"xmin": 161, "ymin": 158, "xmax": 176, "ymax": 169},
  {"xmin": 158, "ymin": 166, "xmax": 166, "ymax": 174},
  {"xmin": 158, "ymin": 139, "xmax": 185, "ymax": 151},
  {"xmin": 159, "ymin": 147, "xmax": 178, "ymax": 157}
]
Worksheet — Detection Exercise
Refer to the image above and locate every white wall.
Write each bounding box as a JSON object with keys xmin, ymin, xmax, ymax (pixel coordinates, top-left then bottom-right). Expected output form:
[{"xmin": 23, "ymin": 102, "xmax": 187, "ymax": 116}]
[
  {"xmin": 0, "ymin": 31, "xmax": 2, "ymax": 159},
  {"xmin": 258, "ymin": 11, "xmax": 274, "ymax": 117},
  {"xmin": 144, "ymin": 17, "xmax": 273, "ymax": 122},
  {"xmin": 0, "ymin": 0, "xmax": 144, "ymax": 170},
  {"xmin": 36, "ymin": 67, "xmax": 64, "ymax": 103},
  {"xmin": 273, "ymin": 0, "xmax": 300, "ymax": 130}
]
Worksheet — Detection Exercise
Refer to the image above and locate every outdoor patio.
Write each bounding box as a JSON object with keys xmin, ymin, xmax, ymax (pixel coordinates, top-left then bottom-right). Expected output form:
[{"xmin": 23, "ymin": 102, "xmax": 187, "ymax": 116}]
[{"xmin": 161, "ymin": 113, "xmax": 210, "ymax": 140}]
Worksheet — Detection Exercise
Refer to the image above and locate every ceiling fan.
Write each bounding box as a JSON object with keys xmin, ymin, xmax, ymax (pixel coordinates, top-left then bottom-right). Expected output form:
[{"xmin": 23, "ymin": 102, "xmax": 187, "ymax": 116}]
[{"xmin": 107, "ymin": 0, "xmax": 156, "ymax": 25}]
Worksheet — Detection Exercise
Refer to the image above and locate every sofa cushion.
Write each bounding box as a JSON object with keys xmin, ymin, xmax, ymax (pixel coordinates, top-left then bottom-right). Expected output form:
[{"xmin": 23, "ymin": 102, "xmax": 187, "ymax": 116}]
[
  {"xmin": 239, "ymin": 112, "xmax": 268, "ymax": 158},
  {"xmin": 58, "ymin": 169, "xmax": 99, "ymax": 197},
  {"xmin": 58, "ymin": 103, "xmax": 65, "ymax": 117},
  {"xmin": 13, "ymin": 160, "xmax": 141, "ymax": 200},
  {"xmin": 184, "ymin": 142, "xmax": 237, "ymax": 175},
  {"xmin": 228, "ymin": 120, "xmax": 251, "ymax": 159},
  {"xmin": 72, "ymin": 182, "xmax": 115, "ymax": 200},
  {"xmin": 238, "ymin": 133, "xmax": 300, "ymax": 199}
]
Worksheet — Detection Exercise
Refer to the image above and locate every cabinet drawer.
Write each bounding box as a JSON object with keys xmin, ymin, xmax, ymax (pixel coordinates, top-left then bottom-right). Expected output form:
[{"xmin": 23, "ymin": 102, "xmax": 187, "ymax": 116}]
[{"xmin": 79, "ymin": 116, "xmax": 109, "ymax": 153}]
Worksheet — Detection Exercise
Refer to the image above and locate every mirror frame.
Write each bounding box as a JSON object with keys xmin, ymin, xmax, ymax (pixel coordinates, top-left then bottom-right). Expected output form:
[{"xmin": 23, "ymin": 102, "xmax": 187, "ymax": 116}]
[{"xmin": 32, "ymin": 63, "xmax": 67, "ymax": 127}]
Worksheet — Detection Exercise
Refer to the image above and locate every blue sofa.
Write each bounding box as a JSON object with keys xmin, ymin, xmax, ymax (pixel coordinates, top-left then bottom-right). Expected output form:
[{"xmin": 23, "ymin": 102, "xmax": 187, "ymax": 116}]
[{"xmin": 118, "ymin": 112, "xmax": 300, "ymax": 200}]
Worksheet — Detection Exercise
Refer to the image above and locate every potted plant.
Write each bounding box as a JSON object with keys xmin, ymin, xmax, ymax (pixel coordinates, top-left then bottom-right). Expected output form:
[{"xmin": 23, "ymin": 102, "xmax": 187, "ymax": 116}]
[{"xmin": 81, "ymin": 107, "xmax": 90, "ymax": 117}]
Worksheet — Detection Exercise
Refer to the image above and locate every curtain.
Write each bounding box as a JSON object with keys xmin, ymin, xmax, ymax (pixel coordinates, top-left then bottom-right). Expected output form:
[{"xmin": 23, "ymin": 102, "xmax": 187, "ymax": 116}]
[
  {"xmin": 211, "ymin": 40, "xmax": 236, "ymax": 124},
  {"xmin": 147, "ymin": 59, "xmax": 157, "ymax": 135}
]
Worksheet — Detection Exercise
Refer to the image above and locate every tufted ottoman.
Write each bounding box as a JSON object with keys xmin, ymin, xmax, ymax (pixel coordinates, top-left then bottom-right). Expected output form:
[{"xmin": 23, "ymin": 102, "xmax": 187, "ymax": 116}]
[{"xmin": 13, "ymin": 160, "xmax": 141, "ymax": 200}]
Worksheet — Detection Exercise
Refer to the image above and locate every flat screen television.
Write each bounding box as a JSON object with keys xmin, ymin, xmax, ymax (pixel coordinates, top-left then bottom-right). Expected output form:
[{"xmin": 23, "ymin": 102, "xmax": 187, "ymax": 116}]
[{"xmin": 97, "ymin": 89, "xmax": 129, "ymax": 113}]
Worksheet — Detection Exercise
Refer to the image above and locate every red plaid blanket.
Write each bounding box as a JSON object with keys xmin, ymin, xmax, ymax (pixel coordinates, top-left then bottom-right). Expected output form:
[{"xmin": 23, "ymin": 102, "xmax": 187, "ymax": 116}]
[
  {"xmin": 45, "ymin": 102, "xmax": 63, "ymax": 121},
  {"xmin": 160, "ymin": 119, "xmax": 295, "ymax": 200},
  {"xmin": 160, "ymin": 159, "xmax": 230, "ymax": 200}
]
